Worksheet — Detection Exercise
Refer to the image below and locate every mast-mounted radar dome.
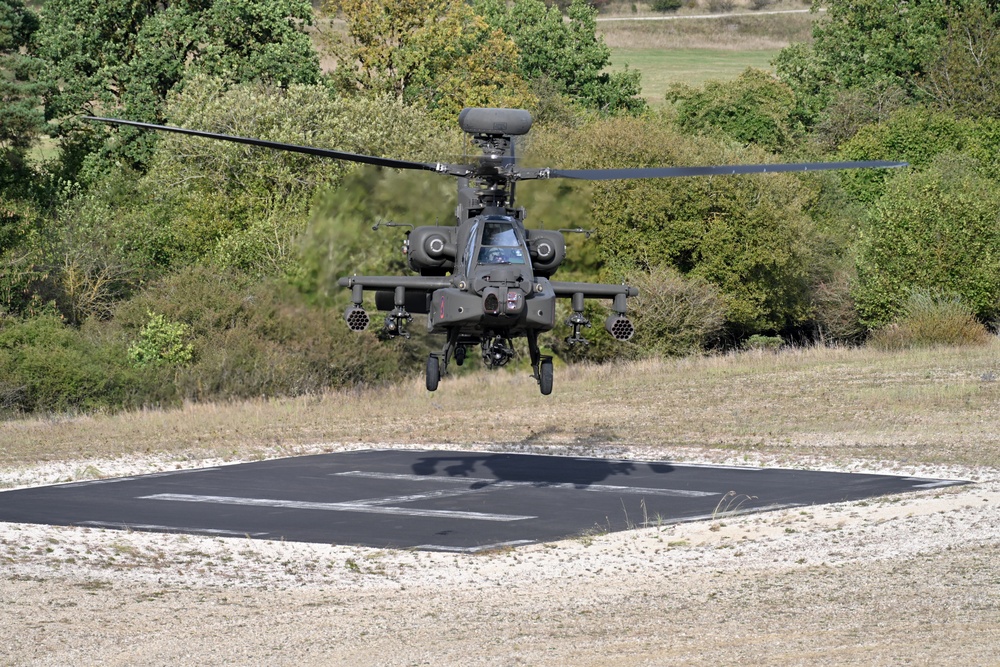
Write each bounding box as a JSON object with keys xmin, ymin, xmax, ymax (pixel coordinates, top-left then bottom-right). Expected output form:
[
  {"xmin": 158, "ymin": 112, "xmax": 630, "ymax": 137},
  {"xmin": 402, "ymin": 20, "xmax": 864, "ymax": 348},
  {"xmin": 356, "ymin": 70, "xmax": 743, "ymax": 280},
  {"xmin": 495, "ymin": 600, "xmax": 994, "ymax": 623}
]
[{"xmin": 458, "ymin": 108, "xmax": 533, "ymax": 136}]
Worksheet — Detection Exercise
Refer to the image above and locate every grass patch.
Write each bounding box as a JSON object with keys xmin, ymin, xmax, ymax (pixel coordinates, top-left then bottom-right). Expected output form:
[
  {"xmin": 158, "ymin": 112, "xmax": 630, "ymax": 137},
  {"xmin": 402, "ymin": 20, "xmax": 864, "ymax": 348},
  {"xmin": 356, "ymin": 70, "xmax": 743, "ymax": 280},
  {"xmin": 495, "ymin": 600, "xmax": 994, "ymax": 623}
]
[
  {"xmin": 2, "ymin": 341, "xmax": 999, "ymax": 469},
  {"xmin": 598, "ymin": 11, "xmax": 816, "ymax": 50},
  {"xmin": 600, "ymin": 7, "xmax": 816, "ymax": 103},
  {"xmin": 609, "ymin": 47, "xmax": 782, "ymax": 104}
]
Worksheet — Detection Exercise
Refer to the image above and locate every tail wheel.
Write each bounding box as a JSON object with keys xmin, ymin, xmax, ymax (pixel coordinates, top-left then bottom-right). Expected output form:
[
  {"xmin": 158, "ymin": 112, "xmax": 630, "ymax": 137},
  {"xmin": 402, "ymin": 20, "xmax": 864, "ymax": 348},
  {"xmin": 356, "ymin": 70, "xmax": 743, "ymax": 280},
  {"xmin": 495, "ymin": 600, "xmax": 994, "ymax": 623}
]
[
  {"xmin": 426, "ymin": 354, "xmax": 440, "ymax": 391},
  {"xmin": 538, "ymin": 358, "xmax": 553, "ymax": 395}
]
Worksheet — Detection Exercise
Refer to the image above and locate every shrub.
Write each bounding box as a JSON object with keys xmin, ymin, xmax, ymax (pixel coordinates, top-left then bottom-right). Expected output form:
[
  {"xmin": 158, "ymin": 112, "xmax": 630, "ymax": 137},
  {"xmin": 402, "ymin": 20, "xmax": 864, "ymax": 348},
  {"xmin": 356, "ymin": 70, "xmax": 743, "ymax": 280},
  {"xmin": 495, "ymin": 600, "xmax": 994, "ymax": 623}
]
[
  {"xmin": 867, "ymin": 290, "xmax": 992, "ymax": 350},
  {"xmin": 546, "ymin": 114, "xmax": 820, "ymax": 335},
  {"xmin": 627, "ymin": 265, "xmax": 725, "ymax": 357},
  {"xmin": 114, "ymin": 266, "xmax": 408, "ymax": 401},
  {"xmin": 742, "ymin": 334, "xmax": 783, "ymax": 351},
  {"xmin": 651, "ymin": 0, "xmax": 682, "ymax": 11},
  {"xmin": 810, "ymin": 269, "xmax": 865, "ymax": 343},
  {"xmin": 0, "ymin": 315, "xmax": 157, "ymax": 415},
  {"xmin": 854, "ymin": 153, "xmax": 1000, "ymax": 328},
  {"xmin": 127, "ymin": 311, "xmax": 194, "ymax": 368},
  {"xmin": 666, "ymin": 68, "xmax": 798, "ymax": 152}
]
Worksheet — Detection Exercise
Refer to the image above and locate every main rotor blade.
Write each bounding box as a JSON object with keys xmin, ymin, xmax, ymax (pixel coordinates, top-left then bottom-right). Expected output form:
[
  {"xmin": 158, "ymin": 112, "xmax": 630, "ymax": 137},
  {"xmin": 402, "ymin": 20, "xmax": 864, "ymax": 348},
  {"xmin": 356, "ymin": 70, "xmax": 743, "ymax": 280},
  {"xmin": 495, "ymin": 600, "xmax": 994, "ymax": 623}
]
[
  {"xmin": 83, "ymin": 116, "xmax": 445, "ymax": 173},
  {"xmin": 542, "ymin": 160, "xmax": 908, "ymax": 181}
]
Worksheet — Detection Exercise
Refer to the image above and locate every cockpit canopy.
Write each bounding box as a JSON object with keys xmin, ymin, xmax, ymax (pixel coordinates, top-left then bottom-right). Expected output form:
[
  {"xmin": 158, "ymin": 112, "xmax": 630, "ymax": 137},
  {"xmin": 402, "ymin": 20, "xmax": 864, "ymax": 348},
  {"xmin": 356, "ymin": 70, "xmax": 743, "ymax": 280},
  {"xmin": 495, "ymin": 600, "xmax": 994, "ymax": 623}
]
[{"xmin": 477, "ymin": 219, "xmax": 526, "ymax": 265}]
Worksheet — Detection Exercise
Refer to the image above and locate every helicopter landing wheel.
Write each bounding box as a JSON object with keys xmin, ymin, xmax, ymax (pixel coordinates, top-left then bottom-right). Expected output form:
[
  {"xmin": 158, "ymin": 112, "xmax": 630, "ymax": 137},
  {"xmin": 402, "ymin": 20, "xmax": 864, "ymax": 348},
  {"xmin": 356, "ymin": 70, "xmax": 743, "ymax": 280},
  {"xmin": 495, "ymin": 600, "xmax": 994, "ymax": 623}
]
[
  {"xmin": 455, "ymin": 345, "xmax": 466, "ymax": 366},
  {"xmin": 538, "ymin": 357, "xmax": 553, "ymax": 396},
  {"xmin": 426, "ymin": 354, "xmax": 440, "ymax": 392}
]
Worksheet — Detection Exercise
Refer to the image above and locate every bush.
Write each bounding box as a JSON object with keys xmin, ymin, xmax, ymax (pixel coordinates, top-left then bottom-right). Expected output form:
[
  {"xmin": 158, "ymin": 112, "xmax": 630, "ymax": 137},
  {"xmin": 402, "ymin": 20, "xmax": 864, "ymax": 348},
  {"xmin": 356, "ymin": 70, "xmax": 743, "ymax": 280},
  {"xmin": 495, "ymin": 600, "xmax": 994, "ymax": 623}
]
[
  {"xmin": 651, "ymin": 0, "xmax": 682, "ymax": 11},
  {"xmin": 809, "ymin": 269, "xmax": 865, "ymax": 343},
  {"xmin": 854, "ymin": 153, "xmax": 1000, "ymax": 327},
  {"xmin": 0, "ymin": 315, "xmax": 159, "ymax": 415},
  {"xmin": 666, "ymin": 68, "xmax": 798, "ymax": 152},
  {"xmin": 627, "ymin": 265, "xmax": 725, "ymax": 357},
  {"xmin": 867, "ymin": 290, "xmax": 992, "ymax": 350},
  {"xmin": 545, "ymin": 113, "xmax": 819, "ymax": 334},
  {"xmin": 127, "ymin": 311, "xmax": 193, "ymax": 368},
  {"xmin": 742, "ymin": 334, "xmax": 783, "ymax": 351},
  {"xmin": 114, "ymin": 266, "xmax": 409, "ymax": 401}
]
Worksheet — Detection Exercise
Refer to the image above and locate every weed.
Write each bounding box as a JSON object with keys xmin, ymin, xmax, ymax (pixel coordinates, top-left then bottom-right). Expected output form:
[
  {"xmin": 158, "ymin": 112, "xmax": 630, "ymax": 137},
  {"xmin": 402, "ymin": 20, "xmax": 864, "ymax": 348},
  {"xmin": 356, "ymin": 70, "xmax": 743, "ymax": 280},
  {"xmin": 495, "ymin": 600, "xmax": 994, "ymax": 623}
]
[{"xmin": 712, "ymin": 491, "xmax": 758, "ymax": 519}]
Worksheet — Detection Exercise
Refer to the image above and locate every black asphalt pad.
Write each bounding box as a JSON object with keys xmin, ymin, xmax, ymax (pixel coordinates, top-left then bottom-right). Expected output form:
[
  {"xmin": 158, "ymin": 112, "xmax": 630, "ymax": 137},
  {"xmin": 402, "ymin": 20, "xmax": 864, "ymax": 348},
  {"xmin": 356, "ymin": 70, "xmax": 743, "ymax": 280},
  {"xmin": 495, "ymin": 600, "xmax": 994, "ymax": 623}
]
[{"xmin": 0, "ymin": 450, "xmax": 967, "ymax": 552}]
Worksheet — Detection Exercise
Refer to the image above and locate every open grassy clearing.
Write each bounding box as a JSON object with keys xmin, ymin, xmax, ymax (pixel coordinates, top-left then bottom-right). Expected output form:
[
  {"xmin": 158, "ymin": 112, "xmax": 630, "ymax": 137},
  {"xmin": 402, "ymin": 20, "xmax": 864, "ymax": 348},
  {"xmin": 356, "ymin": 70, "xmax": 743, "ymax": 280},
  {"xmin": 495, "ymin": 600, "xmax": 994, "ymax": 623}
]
[
  {"xmin": 597, "ymin": 10, "xmax": 815, "ymax": 50},
  {"xmin": 610, "ymin": 47, "xmax": 781, "ymax": 103},
  {"xmin": 3, "ymin": 341, "xmax": 999, "ymax": 475},
  {"xmin": 600, "ymin": 10, "xmax": 815, "ymax": 101}
]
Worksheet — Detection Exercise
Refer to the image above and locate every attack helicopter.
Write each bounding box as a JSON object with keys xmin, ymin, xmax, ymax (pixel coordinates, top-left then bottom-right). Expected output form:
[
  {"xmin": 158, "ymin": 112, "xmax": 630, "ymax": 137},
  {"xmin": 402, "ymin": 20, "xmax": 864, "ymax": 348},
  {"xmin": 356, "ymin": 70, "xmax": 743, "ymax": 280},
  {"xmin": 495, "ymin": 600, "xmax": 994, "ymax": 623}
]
[{"xmin": 85, "ymin": 109, "xmax": 905, "ymax": 395}]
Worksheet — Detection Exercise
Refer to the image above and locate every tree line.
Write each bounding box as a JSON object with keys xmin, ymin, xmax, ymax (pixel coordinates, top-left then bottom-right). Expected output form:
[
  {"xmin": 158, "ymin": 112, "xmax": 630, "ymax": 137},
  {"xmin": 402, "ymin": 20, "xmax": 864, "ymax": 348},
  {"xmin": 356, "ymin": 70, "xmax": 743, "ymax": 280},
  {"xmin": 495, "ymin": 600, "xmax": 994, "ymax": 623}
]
[{"xmin": 1, "ymin": 0, "xmax": 998, "ymax": 415}]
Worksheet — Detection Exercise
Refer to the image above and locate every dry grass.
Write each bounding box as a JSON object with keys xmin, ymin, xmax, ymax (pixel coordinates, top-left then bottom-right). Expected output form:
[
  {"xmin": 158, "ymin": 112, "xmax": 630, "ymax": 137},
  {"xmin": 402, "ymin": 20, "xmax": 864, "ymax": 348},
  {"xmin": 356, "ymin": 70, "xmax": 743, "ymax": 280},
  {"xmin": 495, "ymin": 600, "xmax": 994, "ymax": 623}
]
[
  {"xmin": 597, "ymin": 11, "xmax": 816, "ymax": 50},
  {"xmin": 4, "ymin": 340, "xmax": 999, "ymax": 470}
]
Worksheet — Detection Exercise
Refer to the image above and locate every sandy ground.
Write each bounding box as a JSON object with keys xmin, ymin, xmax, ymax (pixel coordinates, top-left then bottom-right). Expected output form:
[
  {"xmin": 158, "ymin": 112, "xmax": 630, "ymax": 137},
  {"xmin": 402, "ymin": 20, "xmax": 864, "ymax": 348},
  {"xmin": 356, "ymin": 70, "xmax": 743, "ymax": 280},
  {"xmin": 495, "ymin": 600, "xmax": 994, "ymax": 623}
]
[{"xmin": 2, "ymin": 445, "xmax": 999, "ymax": 666}]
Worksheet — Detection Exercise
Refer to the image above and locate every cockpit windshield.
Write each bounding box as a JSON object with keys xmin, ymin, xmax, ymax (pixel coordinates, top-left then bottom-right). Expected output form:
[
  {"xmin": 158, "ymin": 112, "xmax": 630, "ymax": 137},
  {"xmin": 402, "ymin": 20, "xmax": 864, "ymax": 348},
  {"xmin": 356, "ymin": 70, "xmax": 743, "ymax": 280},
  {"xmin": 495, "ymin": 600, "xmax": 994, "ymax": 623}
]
[{"xmin": 477, "ymin": 221, "xmax": 526, "ymax": 265}]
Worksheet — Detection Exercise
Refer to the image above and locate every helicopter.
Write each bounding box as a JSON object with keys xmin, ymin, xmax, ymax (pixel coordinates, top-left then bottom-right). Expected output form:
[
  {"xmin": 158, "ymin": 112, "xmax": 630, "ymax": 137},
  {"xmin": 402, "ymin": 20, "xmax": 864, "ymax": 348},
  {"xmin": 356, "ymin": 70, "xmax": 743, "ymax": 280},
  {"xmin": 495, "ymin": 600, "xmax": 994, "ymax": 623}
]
[{"xmin": 85, "ymin": 108, "xmax": 906, "ymax": 395}]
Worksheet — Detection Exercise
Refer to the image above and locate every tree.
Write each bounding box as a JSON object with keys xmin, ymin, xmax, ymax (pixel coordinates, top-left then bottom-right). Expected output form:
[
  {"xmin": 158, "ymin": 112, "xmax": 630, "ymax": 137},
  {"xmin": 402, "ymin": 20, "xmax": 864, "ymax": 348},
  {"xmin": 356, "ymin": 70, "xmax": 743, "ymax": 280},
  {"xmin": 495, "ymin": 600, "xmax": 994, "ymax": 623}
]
[
  {"xmin": 476, "ymin": 0, "xmax": 644, "ymax": 113},
  {"xmin": 131, "ymin": 77, "xmax": 456, "ymax": 277},
  {"xmin": 836, "ymin": 106, "xmax": 981, "ymax": 205},
  {"xmin": 774, "ymin": 0, "xmax": 951, "ymax": 126},
  {"xmin": 0, "ymin": 0, "xmax": 46, "ymax": 181},
  {"xmin": 922, "ymin": 0, "xmax": 1000, "ymax": 119},
  {"xmin": 327, "ymin": 0, "xmax": 534, "ymax": 116},
  {"xmin": 35, "ymin": 0, "xmax": 320, "ymax": 171},
  {"xmin": 666, "ymin": 68, "xmax": 798, "ymax": 152},
  {"xmin": 854, "ymin": 153, "xmax": 1000, "ymax": 328},
  {"xmin": 556, "ymin": 115, "xmax": 819, "ymax": 334}
]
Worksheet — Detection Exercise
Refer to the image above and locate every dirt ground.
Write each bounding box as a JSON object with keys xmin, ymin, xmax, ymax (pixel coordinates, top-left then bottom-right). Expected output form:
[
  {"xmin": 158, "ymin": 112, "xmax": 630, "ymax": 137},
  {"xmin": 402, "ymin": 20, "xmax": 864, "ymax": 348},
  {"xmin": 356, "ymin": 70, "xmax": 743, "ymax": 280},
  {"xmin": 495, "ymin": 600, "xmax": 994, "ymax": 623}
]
[{"xmin": 2, "ymin": 448, "xmax": 998, "ymax": 666}]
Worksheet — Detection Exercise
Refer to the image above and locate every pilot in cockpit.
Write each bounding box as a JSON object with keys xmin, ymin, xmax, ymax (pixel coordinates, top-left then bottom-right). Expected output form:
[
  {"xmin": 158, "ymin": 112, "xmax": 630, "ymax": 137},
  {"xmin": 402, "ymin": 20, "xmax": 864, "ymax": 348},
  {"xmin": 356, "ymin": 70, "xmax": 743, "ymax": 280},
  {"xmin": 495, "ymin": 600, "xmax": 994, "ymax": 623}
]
[{"xmin": 478, "ymin": 221, "xmax": 526, "ymax": 265}]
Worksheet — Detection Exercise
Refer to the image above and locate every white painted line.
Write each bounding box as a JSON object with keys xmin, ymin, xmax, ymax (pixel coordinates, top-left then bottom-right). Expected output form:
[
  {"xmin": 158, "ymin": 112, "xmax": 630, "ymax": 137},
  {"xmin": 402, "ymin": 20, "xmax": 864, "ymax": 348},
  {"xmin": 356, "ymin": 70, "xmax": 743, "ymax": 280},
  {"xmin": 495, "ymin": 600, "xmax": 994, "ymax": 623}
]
[
  {"xmin": 77, "ymin": 520, "xmax": 268, "ymax": 537},
  {"xmin": 139, "ymin": 493, "xmax": 535, "ymax": 522},
  {"xmin": 332, "ymin": 471, "xmax": 719, "ymax": 498},
  {"xmin": 415, "ymin": 540, "xmax": 536, "ymax": 553},
  {"xmin": 57, "ymin": 468, "xmax": 223, "ymax": 488},
  {"xmin": 350, "ymin": 488, "xmax": 486, "ymax": 506},
  {"xmin": 902, "ymin": 478, "xmax": 968, "ymax": 489}
]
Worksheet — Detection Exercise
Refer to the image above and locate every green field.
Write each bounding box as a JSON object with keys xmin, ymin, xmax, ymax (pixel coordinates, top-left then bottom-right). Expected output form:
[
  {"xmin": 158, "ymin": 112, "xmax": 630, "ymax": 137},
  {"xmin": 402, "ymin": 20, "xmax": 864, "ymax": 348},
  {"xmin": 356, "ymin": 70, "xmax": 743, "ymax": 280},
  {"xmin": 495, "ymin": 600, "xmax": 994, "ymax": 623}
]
[{"xmin": 610, "ymin": 47, "xmax": 782, "ymax": 104}]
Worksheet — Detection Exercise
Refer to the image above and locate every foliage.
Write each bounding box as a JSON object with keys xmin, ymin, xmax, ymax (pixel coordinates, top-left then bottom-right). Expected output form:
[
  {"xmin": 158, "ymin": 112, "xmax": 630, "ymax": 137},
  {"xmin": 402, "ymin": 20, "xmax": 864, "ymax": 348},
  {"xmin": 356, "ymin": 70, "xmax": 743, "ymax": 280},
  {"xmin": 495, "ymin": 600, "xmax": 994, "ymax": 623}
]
[
  {"xmin": 127, "ymin": 310, "xmax": 193, "ymax": 367},
  {"xmin": 118, "ymin": 77, "xmax": 455, "ymax": 278},
  {"xmin": 854, "ymin": 154, "xmax": 1000, "ymax": 328},
  {"xmin": 0, "ymin": 196, "xmax": 54, "ymax": 318},
  {"xmin": 327, "ymin": 0, "xmax": 535, "ymax": 116},
  {"xmin": 810, "ymin": 83, "xmax": 907, "ymax": 151},
  {"xmin": 666, "ymin": 68, "xmax": 798, "ymax": 152},
  {"xmin": 921, "ymin": 0, "xmax": 1000, "ymax": 120},
  {"xmin": 564, "ymin": 114, "xmax": 819, "ymax": 334},
  {"xmin": 774, "ymin": 0, "xmax": 951, "ymax": 126},
  {"xmin": 0, "ymin": 315, "xmax": 154, "ymax": 415},
  {"xmin": 836, "ymin": 106, "xmax": 981, "ymax": 205},
  {"xmin": 35, "ymin": 0, "xmax": 320, "ymax": 172},
  {"xmin": 867, "ymin": 290, "xmax": 992, "ymax": 350},
  {"xmin": 113, "ymin": 266, "xmax": 408, "ymax": 400},
  {"xmin": 626, "ymin": 265, "xmax": 725, "ymax": 357},
  {"xmin": 0, "ymin": 0, "xmax": 46, "ymax": 162},
  {"xmin": 477, "ymin": 0, "xmax": 644, "ymax": 113},
  {"xmin": 651, "ymin": 0, "xmax": 683, "ymax": 12}
]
